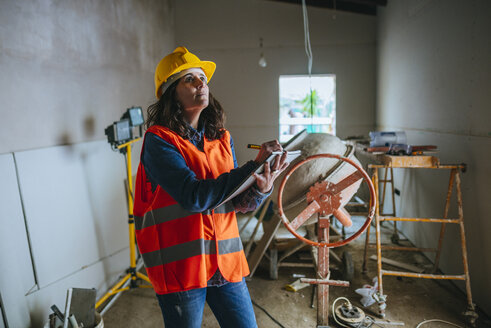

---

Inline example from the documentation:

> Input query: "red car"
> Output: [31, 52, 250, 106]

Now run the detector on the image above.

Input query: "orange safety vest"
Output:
[134, 125, 250, 295]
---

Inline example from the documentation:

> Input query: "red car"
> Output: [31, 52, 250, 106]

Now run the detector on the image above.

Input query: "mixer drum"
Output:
[273, 132, 362, 226]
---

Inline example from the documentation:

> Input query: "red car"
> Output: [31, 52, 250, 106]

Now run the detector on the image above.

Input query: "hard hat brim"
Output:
[155, 60, 216, 98]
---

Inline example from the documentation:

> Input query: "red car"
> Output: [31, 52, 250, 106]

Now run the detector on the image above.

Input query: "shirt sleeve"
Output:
[230, 135, 239, 168]
[232, 185, 272, 214]
[142, 132, 258, 213]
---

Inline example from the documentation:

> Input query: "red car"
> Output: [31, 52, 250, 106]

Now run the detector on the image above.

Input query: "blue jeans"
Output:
[156, 279, 257, 328]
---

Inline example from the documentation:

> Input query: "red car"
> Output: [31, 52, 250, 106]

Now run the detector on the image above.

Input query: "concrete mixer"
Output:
[246, 130, 376, 328]
[272, 130, 364, 228]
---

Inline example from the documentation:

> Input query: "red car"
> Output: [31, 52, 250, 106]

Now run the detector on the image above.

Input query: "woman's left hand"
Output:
[253, 150, 289, 193]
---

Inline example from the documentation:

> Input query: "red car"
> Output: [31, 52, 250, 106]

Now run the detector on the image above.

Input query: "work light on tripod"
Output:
[104, 107, 144, 150]
[98, 106, 152, 313]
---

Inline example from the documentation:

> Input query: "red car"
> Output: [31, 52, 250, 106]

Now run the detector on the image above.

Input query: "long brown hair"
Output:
[146, 81, 225, 140]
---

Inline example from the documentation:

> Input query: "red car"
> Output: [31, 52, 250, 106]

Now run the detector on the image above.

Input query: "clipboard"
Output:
[215, 150, 302, 209]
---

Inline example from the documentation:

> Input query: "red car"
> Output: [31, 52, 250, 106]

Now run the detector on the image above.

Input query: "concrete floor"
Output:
[102, 216, 490, 327]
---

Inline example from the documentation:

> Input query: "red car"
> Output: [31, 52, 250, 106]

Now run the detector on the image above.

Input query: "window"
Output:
[279, 75, 336, 142]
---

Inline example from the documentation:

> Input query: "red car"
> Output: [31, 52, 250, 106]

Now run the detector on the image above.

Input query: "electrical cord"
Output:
[332, 297, 353, 328]
[332, 297, 464, 328]
[416, 319, 463, 328]
[331, 297, 382, 328]
[301, 0, 313, 76]
[251, 299, 287, 328]
[301, 0, 315, 130]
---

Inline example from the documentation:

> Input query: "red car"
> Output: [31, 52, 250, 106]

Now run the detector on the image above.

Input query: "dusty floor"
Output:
[102, 216, 490, 328]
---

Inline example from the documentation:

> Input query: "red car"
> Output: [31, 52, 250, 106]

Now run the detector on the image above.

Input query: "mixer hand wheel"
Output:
[277, 153, 377, 248]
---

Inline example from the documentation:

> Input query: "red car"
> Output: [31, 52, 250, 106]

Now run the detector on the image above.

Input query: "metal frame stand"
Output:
[275, 153, 376, 327]
[301, 215, 349, 327]
[378, 167, 401, 243]
[362, 155, 478, 325]
[96, 138, 152, 311]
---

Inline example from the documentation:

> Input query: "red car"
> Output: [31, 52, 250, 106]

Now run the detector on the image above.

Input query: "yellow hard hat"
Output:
[154, 46, 216, 98]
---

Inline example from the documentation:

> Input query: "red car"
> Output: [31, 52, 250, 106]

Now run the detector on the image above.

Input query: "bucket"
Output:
[44, 311, 103, 328]
[94, 311, 104, 328]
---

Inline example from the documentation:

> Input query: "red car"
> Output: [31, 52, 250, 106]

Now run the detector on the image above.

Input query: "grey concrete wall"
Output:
[0, 0, 174, 154]
[174, 0, 376, 164]
[377, 0, 491, 316]
[0, 1, 175, 327]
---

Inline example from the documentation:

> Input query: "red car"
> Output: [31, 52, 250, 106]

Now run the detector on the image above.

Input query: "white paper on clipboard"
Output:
[215, 150, 302, 209]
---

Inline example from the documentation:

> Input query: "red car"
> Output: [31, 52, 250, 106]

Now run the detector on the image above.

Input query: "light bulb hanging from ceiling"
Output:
[258, 37, 267, 68]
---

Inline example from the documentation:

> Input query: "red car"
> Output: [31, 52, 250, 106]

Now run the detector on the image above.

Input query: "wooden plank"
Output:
[369, 255, 424, 273]
[382, 155, 440, 168]
[247, 214, 283, 277]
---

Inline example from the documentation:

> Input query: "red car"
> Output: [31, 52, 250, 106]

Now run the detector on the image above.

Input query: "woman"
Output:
[133, 47, 288, 328]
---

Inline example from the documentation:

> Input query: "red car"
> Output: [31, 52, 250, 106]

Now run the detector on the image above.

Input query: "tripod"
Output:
[96, 138, 152, 312]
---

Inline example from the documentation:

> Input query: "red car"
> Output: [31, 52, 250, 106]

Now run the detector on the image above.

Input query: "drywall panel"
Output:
[0, 153, 34, 327]
[76, 140, 141, 258]
[26, 248, 129, 327]
[377, 0, 491, 137]
[0, 0, 174, 154]
[4, 137, 141, 327]
[14, 140, 131, 288]
[377, 0, 491, 315]
[15, 145, 100, 287]
[382, 129, 491, 315]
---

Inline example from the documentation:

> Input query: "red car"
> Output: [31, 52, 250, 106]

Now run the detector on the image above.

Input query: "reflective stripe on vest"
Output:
[141, 237, 243, 268]
[134, 201, 235, 231]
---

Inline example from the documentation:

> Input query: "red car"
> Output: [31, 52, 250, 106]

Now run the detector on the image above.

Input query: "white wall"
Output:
[377, 0, 491, 316]
[0, 1, 175, 326]
[174, 0, 377, 163]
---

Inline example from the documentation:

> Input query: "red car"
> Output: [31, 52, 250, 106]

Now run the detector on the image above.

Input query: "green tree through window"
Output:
[297, 89, 322, 117]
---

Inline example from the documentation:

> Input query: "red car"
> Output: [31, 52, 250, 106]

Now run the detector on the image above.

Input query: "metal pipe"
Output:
[373, 170, 386, 318]
[362, 215, 371, 274]
[455, 171, 475, 311]
[317, 215, 330, 326]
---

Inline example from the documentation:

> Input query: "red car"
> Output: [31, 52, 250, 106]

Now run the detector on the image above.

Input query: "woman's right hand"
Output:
[253, 140, 289, 193]
[254, 140, 283, 164]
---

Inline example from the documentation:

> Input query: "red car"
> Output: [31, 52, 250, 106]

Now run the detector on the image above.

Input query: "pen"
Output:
[247, 144, 262, 150]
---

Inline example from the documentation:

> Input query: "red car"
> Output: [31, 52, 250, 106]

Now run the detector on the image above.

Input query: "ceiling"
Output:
[269, 0, 387, 16]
